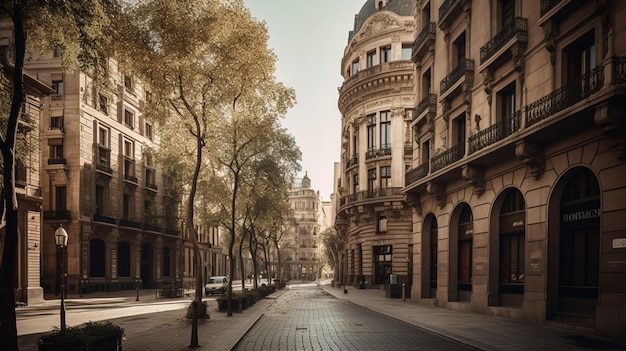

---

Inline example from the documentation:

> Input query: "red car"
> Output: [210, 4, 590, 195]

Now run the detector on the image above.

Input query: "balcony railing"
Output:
[613, 56, 626, 84]
[439, 0, 461, 21]
[44, 210, 71, 220]
[404, 143, 413, 156]
[146, 183, 158, 191]
[47, 158, 66, 165]
[540, 0, 562, 16]
[144, 222, 162, 233]
[94, 214, 116, 224]
[339, 187, 403, 208]
[365, 147, 392, 160]
[526, 65, 604, 127]
[347, 156, 358, 168]
[405, 162, 429, 186]
[431, 143, 465, 172]
[124, 174, 138, 184]
[414, 94, 437, 119]
[480, 17, 528, 64]
[120, 219, 142, 229]
[469, 111, 521, 154]
[412, 22, 436, 60]
[165, 227, 180, 236]
[440, 59, 474, 95]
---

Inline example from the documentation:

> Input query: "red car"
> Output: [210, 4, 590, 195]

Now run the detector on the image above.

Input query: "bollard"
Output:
[402, 283, 406, 301]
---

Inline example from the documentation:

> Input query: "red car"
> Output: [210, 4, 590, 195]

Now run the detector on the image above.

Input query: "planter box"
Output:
[38, 336, 121, 351]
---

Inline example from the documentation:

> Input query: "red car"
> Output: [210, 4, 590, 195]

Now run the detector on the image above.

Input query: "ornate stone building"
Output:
[401, 0, 626, 340]
[336, 0, 415, 294]
[288, 173, 322, 281]
[25, 52, 182, 294]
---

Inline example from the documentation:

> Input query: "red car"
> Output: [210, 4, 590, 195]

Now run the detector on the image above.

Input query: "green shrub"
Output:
[38, 321, 124, 349]
[185, 300, 209, 319]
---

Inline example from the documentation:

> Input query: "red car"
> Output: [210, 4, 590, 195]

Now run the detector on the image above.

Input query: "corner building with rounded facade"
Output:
[336, 0, 415, 294]
[336, 0, 626, 340]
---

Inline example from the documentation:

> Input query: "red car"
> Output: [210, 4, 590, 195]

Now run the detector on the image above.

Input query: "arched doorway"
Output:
[548, 167, 600, 324]
[421, 213, 438, 299]
[498, 189, 525, 307]
[449, 203, 473, 302]
[141, 244, 154, 289]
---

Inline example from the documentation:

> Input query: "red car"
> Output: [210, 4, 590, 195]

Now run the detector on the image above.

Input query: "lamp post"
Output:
[55, 224, 68, 330]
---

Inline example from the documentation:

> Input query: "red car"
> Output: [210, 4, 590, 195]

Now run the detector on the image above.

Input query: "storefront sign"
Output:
[613, 238, 626, 249]
[561, 208, 600, 223]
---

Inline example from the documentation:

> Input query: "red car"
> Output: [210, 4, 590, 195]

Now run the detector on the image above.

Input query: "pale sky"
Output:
[243, 0, 366, 201]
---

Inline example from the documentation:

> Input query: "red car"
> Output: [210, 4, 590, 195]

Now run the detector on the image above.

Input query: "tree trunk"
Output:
[0, 5, 26, 350]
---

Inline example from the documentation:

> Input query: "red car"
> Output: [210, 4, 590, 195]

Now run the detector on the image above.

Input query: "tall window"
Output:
[367, 114, 377, 151]
[55, 186, 67, 211]
[98, 94, 108, 114]
[123, 193, 133, 220]
[458, 204, 473, 290]
[421, 140, 431, 165]
[351, 59, 360, 76]
[380, 45, 392, 63]
[50, 143, 64, 160]
[50, 116, 63, 130]
[95, 185, 105, 215]
[380, 111, 391, 149]
[352, 173, 359, 193]
[99, 126, 109, 147]
[163, 247, 171, 277]
[90, 239, 105, 277]
[564, 30, 596, 83]
[500, 190, 525, 296]
[367, 168, 376, 194]
[123, 138, 134, 158]
[422, 69, 432, 99]
[401, 43, 412, 60]
[145, 123, 153, 140]
[124, 109, 135, 129]
[117, 242, 131, 277]
[52, 80, 64, 95]
[430, 217, 438, 292]
[380, 166, 391, 189]
[377, 214, 387, 233]
[124, 75, 133, 91]
[497, 82, 516, 120]
[453, 32, 466, 68]
[453, 113, 466, 148]
[367, 50, 378, 67]
[498, 0, 515, 29]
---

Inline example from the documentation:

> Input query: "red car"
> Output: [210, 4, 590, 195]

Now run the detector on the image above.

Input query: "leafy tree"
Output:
[0, 1, 123, 348]
[321, 227, 345, 284]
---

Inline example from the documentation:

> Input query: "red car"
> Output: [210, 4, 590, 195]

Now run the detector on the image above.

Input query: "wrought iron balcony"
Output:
[613, 56, 626, 84]
[440, 59, 474, 95]
[146, 182, 158, 191]
[526, 65, 604, 127]
[44, 210, 71, 220]
[405, 162, 429, 186]
[469, 111, 521, 154]
[339, 187, 404, 208]
[480, 17, 528, 64]
[47, 158, 66, 165]
[165, 227, 180, 236]
[431, 143, 465, 172]
[120, 219, 142, 229]
[347, 155, 358, 168]
[365, 147, 392, 160]
[94, 214, 116, 224]
[412, 22, 436, 61]
[439, 0, 462, 22]
[143, 222, 162, 233]
[414, 94, 437, 120]
[540, 0, 562, 16]
[124, 174, 138, 184]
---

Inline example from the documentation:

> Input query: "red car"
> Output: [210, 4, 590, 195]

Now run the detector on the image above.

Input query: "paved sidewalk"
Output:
[17, 283, 626, 350]
[321, 283, 626, 351]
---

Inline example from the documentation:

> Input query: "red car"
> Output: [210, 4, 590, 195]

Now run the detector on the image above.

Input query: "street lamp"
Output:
[54, 224, 68, 330]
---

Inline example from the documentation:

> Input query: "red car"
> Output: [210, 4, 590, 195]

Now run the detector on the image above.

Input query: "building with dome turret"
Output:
[287, 172, 322, 281]
[335, 0, 415, 295]
[335, 0, 626, 340]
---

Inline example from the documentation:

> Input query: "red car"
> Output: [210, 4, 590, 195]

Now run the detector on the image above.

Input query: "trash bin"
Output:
[358, 275, 366, 289]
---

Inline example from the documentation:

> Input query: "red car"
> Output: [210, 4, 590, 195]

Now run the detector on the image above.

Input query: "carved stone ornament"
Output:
[482, 69, 493, 105]
[515, 140, 545, 179]
[359, 14, 401, 39]
[426, 181, 447, 208]
[541, 19, 559, 65]
[462, 165, 486, 197]
[595, 102, 626, 158]
[403, 192, 422, 215]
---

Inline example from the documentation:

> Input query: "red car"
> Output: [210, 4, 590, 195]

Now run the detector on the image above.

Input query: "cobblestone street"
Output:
[234, 284, 474, 351]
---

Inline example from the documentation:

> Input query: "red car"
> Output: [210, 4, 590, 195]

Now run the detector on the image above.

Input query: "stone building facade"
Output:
[25, 52, 182, 294]
[336, 0, 415, 294]
[400, 0, 626, 340]
[287, 173, 322, 281]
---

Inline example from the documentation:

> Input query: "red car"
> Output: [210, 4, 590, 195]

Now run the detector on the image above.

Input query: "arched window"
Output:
[458, 204, 473, 291]
[499, 189, 525, 300]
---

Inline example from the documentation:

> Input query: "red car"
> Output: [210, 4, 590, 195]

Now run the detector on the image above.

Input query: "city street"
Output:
[233, 283, 473, 351]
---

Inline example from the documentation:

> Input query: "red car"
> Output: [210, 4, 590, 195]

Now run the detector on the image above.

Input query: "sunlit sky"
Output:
[243, 0, 365, 201]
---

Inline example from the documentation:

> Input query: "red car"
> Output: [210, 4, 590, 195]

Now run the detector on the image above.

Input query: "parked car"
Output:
[205, 276, 228, 295]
